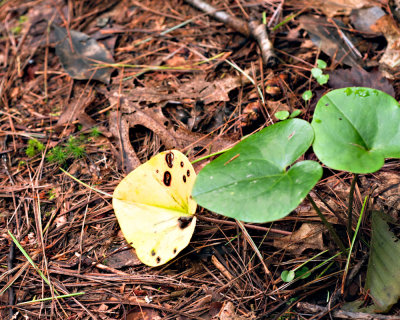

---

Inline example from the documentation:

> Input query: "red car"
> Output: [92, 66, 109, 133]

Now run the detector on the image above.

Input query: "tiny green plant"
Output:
[90, 126, 101, 137]
[46, 146, 68, 164]
[66, 137, 85, 158]
[311, 59, 329, 85]
[11, 15, 28, 35]
[275, 109, 302, 120]
[302, 90, 312, 102]
[274, 110, 290, 120]
[25, 139, 44, 157]
[46, 136, 86, 165]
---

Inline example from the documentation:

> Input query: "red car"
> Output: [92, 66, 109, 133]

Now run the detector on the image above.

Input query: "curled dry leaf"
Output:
[360, 171, 400, 214]
[299, 15, 362, 68]
[273, 223, 326, 255]
[370, 15, 400, 76]
[53, 24, 114, 83]
[105, 248, 142, 269]
[118, 73, 248, 105]
[328, 68, 395, 97]
[307, 0, 371, 17]
[216, 301, 253, 320]
[126, 308, 161, 320]
[107, 93, 235, 172]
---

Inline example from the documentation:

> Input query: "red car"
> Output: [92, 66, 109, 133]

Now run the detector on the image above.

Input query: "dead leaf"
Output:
[360, 171, 400, 215]
[299, 15, 362, 68]
[369, 15, 400, 76]
[215, 302, 253, 320]
[56, 86, 111, 137]
[177, 74, 244, 105]
[328, 68, 395, 97]
[105, 248, 142, 269]
[306, 0, 372, 18]
[127, 308, 161, 320]
[273, 223, 326, 255]
[52, 24, 114, 83]
[107, 93, 235, 172]
[350, 7, 386, 35]
[118, 73, 248, 105]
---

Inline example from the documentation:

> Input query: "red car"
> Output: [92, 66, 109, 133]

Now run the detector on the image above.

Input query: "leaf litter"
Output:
[1, 0, 400, 319]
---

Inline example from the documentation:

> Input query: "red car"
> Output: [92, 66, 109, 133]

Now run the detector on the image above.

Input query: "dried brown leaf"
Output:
[127, 308, 161, 320]
[299, 15, 362, 68]
[329, 68, 395, 96]
[273, 223, 326, 255]
[306, 0, 372, 17]
[53, 25, 114, 83]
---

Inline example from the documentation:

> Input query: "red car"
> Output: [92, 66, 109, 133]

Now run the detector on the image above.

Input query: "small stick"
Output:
[184, 0, 276, 65]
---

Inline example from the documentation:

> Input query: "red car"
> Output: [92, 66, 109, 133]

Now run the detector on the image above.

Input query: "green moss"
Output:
[25, 139, 44, 157]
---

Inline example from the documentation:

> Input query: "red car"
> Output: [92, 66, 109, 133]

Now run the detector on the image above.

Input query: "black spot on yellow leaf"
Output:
[178, 216, 193, 229]
[163, 171, 171, 186]
[165, 152, 174, 168]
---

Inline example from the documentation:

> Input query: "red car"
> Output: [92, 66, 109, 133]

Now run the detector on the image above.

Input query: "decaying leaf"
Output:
[306, 0, 371, 17]
[56, 85, 111, 137]
[370, 15, 400, 76]
[105, 248, 141, 269]
[216, 301, 253, 320]
[126, 308, 161, 320]
[107, 93, 236, 172]
[350, 6, 386, 35]
[53, 24, 114, 83]
[329, 68, 395, 97]
[365, 211, 400, 312]
[299, 15, 362, 68]
[120, 73, 248, 105]
[360, 171, 400, 214]
[273, 223, 326, 255]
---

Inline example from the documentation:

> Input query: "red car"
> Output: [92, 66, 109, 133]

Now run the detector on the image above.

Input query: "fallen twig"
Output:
[184, 0, 276, 65]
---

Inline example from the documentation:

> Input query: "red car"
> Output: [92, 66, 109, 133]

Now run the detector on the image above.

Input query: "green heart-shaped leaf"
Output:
[312, 87, 400, 173]
[192, 119, 322, 223]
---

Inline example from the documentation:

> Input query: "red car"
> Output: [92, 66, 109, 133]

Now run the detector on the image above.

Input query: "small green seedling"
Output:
[274, 110, 290, 120]
[46, 136, 86, 165]
[290, 109, 301, 118]
[302, 90, 312, 102]
[90, 126, 101, 137]
[26, 139, 44, 157]
[66, 137, 85, 158]
[281, 270, 295, 282]
[311, 59, 329, 85]
[275, 109, 302, 120]
[47, 146, 68, 164]
[281, 266, 311, 283]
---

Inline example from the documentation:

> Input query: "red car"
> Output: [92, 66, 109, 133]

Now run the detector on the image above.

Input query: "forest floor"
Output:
[1, 0, 400, 319]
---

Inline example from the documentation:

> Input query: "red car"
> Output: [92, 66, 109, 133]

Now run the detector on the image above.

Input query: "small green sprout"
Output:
[290, 109, 302, 118]
[46, 146, 68, 164]
[302, 90, 313, 102]
[90, 126, 101, 137]
[311, 59, 329, 85]
[26, 139, 44, 157]
[66, 137, 85, 158]
[274, 110, 290, 120]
